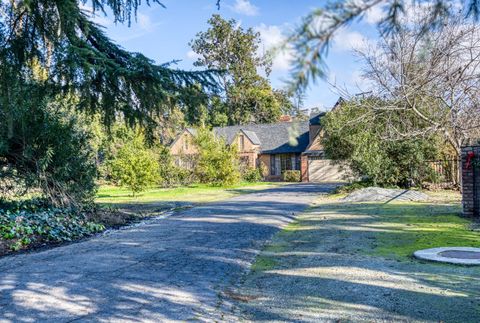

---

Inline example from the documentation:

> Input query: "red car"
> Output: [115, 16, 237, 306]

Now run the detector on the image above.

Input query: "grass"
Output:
[250, 221, 304, 272]
[371, 200, 477, 260]
[252, 189, 479, 268]
[325, 190, 477, 261]
[241, 189, 480, 321]
[96, 182, 282, 205]
[250, 256, 278, 271]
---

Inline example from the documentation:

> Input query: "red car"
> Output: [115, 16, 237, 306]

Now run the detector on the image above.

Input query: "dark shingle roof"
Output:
[309, 111, 326, 126]
[241, 130, 261, 145]
[213, 121, 310, 154]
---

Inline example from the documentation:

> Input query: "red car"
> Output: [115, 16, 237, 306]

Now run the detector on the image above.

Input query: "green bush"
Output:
[242, 167, 262, 182]
[322, 98, 444, 188]
[0, 200, 104, 251]
[0, 93, 98, 206]
[156, 145, 196, 187]
[283, 170, 301, 182]
[193, 128, 240, 186]
[108, 132, 159, 196]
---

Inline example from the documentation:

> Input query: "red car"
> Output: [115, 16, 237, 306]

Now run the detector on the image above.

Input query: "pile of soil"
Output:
[342, 187, 430, 202]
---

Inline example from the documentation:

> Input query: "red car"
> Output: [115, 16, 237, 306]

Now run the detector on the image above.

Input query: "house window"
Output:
[270, 154, 300, 176]
[239, 135, 245, 151]
[270, 155, 276, 175]
[280, 154, 292, 172]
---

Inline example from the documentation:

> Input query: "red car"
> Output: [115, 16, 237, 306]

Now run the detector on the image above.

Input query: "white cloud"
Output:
[186, 50, 201, 61]
[255, 24, 293, 72]
[232, 0, 259, 16]
[350, 69, 375, 93]
[137, 13, 154, 32]
[364, 4, 387, 24]
[351, 70, 366, 86]
[79, 2, 112, 27]
[332, 28, 368, 52]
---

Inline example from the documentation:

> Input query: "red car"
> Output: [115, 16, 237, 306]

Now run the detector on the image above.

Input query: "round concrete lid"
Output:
[414, 247, 480, 265]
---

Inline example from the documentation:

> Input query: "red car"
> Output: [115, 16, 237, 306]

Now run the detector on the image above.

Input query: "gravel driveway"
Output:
[0, 183, 334, 322]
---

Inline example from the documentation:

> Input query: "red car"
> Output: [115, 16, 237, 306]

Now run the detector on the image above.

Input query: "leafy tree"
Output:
[108, 131, 159, 196]
[229, 81, 282, 124]
[189, 14, 284, 125]
[322, 98, 443, 187]
[0, 86, 97, 206]
[193, 128, 240, 186]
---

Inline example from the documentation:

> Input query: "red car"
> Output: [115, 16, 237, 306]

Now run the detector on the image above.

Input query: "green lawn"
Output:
[252, 190, 477, 266]
[317, 190, 475, 261]
[96, 182, 281, 204]
[241, 190, 480, 321]
[370, 197, 477, 260]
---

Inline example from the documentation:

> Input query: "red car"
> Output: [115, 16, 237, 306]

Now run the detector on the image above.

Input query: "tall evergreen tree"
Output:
[0, 0, 218, 128]
[0, 1, 219, 204]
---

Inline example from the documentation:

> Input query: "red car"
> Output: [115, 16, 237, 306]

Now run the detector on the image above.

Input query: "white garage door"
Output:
[308, 157, 348, 182]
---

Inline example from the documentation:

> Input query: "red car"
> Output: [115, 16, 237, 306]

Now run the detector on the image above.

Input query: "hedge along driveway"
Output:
[0, 183, 336, 322]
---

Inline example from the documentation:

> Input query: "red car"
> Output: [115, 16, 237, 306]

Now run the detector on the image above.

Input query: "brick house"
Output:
[170, 113, 348, 182]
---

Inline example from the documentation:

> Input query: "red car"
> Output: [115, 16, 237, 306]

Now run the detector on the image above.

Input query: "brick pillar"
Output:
[301, 154, 309, 182]
[461, 145, 480, 217]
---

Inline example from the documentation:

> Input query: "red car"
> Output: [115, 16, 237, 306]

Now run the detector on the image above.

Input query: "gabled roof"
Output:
[309, 111, 326, 126]
[170, 128, 195, 149]
[213, 121, 311, 154]
[174, 113, 325, 154]
[240, 130, 261, 145]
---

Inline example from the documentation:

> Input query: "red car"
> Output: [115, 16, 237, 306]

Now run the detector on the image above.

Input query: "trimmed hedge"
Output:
[283, 170, 301, 182]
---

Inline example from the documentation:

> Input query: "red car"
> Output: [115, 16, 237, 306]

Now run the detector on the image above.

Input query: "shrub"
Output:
[0, 94, 98, 207]
[156, 145, 196, 187]
[259, 161, 269, 178]
[322, 98, 445, 188]
[0, 200, 104, 251]
[283, 170, 301, 182]
[242, 167, 262, 182]
[108, 132, 159, 196]
[193, 128, 240, 186]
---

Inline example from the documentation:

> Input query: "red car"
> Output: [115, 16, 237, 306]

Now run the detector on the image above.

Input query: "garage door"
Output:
[308, 157, 348, 182]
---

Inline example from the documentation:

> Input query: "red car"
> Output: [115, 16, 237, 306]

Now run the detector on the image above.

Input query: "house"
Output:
[169, 113, 348, 182]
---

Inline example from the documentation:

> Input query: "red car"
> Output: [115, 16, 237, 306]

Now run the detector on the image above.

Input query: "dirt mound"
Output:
[342, 187, 430, 202]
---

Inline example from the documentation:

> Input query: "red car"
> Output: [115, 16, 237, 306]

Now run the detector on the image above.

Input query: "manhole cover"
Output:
[439, 250, 480, 259]
[414, 247, 480, 265]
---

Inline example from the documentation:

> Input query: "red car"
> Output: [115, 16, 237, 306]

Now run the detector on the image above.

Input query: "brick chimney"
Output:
[278, 115, 292, 122]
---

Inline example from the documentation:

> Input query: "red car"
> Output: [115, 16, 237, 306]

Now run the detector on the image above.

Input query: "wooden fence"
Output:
[421, 159, 460, 189]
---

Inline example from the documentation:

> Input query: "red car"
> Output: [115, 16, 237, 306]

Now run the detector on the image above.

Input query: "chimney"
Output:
[278, 115, 292, 122]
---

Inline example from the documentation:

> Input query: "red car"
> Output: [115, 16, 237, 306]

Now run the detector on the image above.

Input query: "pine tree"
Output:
[0, 1, 219, 128]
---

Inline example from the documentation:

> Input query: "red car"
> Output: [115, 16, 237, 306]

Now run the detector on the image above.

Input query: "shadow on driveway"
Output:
[0, 183, 335, 322]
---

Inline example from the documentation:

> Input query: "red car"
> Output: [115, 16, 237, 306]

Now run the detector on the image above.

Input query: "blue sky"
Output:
[85, 0, 384, 111]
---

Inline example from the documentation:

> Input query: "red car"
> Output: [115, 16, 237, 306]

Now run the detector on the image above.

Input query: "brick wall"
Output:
[301, 154, 309, 182]
[461, 145, 480, 217]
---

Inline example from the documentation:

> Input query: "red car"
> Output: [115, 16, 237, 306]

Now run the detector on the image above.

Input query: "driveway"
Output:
[235, 196, 480, 322]
[0, 183, 334, 322]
